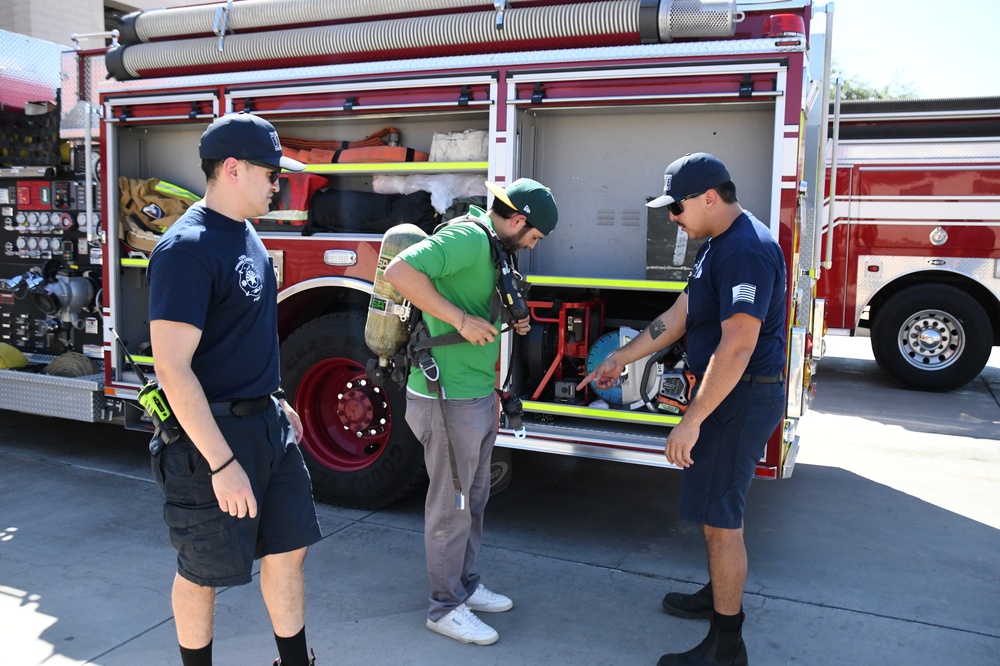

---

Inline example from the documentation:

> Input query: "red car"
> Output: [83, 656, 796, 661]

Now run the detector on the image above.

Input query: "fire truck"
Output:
[1, 0, 835, 508]
[815, 96, 1000, 392]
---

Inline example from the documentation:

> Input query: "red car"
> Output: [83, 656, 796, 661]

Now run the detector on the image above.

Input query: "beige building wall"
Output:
[0, 0, 199, 48]
[0, 0, 103, 47]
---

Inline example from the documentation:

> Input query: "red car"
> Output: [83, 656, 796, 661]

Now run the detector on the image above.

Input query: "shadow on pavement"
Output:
[2, 405, 999, 664]
[813, 353, 1000, 439]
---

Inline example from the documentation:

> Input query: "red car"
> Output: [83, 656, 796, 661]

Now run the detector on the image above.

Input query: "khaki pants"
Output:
[405, 392, 498, 621]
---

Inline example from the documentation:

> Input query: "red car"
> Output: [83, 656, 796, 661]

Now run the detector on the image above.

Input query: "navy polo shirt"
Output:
[684, 212, 787, 376]
[148, 205, 280, 401]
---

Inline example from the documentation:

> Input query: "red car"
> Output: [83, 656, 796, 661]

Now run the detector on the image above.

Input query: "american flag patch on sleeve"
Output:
[732, 283, 756, 305]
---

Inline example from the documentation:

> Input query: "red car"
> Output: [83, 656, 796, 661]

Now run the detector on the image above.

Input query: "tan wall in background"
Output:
[0, 0, 202, 48]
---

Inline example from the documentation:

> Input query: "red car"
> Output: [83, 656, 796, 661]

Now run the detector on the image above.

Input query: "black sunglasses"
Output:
[246, 160, 281, 184]
[666, 191, 704, 217]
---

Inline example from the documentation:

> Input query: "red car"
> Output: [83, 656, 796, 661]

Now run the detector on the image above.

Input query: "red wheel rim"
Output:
[295, 358, 392, 472]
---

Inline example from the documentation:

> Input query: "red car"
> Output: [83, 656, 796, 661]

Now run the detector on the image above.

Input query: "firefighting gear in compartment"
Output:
[118, 177, 201, 252]
[0, 343, 29, 369]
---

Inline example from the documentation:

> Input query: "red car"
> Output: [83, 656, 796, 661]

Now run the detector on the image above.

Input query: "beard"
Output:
[497, 226, 530, 254]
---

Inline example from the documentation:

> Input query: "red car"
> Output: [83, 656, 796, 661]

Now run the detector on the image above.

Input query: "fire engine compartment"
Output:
[502, 101, 776, 445]
[104, 71, 780, 452]
[0, 2, 820, 503]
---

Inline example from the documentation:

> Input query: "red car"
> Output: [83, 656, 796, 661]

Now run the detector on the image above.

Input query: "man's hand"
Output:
[577, 354, 624, 391]
[212, 461, 258, 519]
[664, 418, 700, 468]
[512, 317, 531, 336]
[460, 313, 499, 346]
[279, 399, 303, 442]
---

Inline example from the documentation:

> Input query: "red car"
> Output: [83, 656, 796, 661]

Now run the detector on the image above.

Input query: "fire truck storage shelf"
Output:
[302, 162, 488, 175]
[0, 353, 104, 422]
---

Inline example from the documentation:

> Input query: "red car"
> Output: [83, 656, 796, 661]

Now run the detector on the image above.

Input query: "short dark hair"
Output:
[490, 196, 518, 220]
[711, 181, 738, 204]
[201, 158, 225, 182]
[490, 197, 537, 232]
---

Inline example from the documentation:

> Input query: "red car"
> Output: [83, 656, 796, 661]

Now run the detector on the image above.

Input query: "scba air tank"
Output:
[365, 223, 428, 364]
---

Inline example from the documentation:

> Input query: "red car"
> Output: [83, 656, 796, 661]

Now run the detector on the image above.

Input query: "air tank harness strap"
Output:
[408, 319, 466, 511]
[407, 290, 504, 512]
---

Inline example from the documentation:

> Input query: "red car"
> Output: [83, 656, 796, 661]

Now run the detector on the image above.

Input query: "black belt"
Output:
[208, 395, 272, 417]
[739, 373, 784, 384]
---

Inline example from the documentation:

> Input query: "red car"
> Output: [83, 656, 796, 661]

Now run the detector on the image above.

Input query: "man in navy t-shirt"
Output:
[147, 113, 321, 666]
[580, 153, 786, 666]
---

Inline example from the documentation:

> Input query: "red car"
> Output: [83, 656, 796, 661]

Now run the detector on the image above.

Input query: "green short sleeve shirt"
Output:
[397, 208, 500, 399]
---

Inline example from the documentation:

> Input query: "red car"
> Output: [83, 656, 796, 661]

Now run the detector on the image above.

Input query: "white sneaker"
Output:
[466, 583, 513, 613]
[426, 603, 499, 645]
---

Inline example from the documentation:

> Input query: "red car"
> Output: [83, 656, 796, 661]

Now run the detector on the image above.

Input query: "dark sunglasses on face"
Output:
[666, 191, 704, 217]
[246, 160, 281, 184]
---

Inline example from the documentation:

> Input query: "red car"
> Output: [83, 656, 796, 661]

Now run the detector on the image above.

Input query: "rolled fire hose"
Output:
[118, 0, 530, 45]
[107, 1, 741, 81]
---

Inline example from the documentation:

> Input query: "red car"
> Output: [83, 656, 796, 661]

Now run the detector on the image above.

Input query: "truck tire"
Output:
[280, 312, 426, 508]
[871, 284, 993, 392]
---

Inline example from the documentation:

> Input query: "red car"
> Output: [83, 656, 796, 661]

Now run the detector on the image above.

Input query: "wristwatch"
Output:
[272, 388, 287, 402]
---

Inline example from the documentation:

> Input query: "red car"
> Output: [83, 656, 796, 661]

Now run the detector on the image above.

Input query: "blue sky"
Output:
[812, 0, 1000, 99]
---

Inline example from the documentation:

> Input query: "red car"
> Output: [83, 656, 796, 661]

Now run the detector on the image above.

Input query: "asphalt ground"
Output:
[1, 337, 999, 665]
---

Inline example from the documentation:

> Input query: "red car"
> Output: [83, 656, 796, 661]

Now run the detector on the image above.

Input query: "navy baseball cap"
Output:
[199, 112, 305, 172]
[646, 152, 731, 209]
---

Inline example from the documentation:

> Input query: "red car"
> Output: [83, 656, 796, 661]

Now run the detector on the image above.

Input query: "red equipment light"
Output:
[762, 14, 806, 38]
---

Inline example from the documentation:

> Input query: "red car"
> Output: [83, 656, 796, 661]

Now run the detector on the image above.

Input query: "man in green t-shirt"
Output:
[384, 178, 558, 646]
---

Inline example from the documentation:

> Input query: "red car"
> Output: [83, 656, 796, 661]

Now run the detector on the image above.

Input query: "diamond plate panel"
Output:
[854, 255, 1000, 327]
[837, 139, 1000, 164]
[97, 39, 804, 94]
[0, 355, 105, 422]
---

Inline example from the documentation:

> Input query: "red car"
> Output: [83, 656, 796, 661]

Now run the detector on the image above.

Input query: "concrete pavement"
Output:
[1, 337, 998, 665]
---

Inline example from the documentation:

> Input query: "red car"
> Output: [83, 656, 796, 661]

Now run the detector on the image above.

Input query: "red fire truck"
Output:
[3, 1, 838, 508]
[815, 96, 1000, 392]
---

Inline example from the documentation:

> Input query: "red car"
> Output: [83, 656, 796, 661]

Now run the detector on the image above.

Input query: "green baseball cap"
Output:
[485, 178, 558, 235]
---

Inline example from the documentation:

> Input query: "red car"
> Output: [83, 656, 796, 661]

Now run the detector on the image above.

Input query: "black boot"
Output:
[657, 614, 748, 666]
[662, 582, 714, 619]
[272, 648, 316, 666]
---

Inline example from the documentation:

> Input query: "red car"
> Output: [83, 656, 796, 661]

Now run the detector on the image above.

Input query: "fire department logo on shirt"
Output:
[236, 254, 263, 302]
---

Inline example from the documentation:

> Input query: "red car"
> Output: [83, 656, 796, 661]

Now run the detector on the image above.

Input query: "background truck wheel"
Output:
[281, 312, 426, 508]
[871, 284, 992, 392]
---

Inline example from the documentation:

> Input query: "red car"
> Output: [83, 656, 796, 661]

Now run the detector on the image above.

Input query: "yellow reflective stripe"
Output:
[302, 161, 488, 174]
[131, 355, 155, 365]
[153, 180, 200, 202]
[525, 275, 687, 292]
[121, 258, 149, 268]
[521, 400, 681, 425]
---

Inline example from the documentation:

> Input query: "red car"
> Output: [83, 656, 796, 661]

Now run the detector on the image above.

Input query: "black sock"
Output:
[179, 640, 212, 666]
[275, 626, 310, 666]
[713, 610, 744, 631]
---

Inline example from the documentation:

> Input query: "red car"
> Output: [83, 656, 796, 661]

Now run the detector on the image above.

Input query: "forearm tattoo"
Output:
[649, 317, 667, 340]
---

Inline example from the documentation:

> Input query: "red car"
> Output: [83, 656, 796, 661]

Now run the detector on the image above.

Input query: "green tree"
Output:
[831, 62, 917, 100]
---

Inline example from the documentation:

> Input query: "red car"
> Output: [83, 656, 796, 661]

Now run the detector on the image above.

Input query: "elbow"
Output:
[383, 258, 404, 289]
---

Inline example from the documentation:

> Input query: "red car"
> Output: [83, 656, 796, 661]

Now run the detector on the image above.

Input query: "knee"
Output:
[702, 524, 743, 545]
[262, 547, 308, 571]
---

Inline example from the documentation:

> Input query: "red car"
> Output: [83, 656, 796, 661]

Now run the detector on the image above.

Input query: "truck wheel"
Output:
[871, 284, 993, 392]
[281, 312, 426, 508]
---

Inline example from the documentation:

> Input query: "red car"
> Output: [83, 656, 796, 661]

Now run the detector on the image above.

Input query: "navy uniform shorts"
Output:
[151, 397, 323, 587]
[678, 380, 785, 529]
